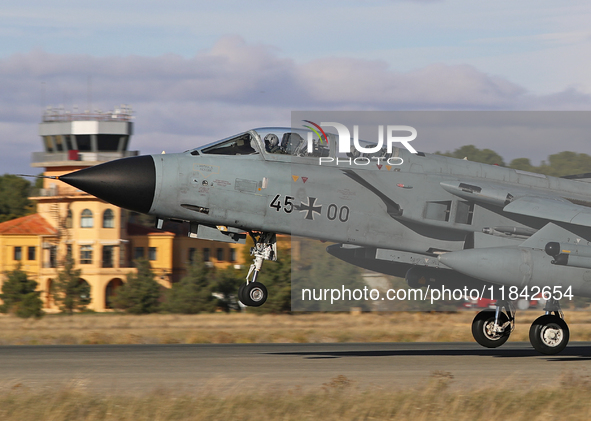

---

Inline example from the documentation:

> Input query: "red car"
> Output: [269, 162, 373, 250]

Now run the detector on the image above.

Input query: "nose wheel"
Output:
[239, 282, 268, 307]
[238, 232, 276, 307]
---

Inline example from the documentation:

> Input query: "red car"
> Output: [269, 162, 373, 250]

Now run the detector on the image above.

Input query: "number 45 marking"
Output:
[270, 194, 294, 213]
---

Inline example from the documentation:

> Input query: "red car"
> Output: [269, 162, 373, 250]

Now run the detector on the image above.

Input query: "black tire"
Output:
[529, 315, 569, 355]
[242, 282, 267, 307]
[471, 310, 511, 348]
[238, 283, 247, 305]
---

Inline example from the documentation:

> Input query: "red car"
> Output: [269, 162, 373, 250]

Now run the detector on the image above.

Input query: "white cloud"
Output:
[0, 36, 589, 175]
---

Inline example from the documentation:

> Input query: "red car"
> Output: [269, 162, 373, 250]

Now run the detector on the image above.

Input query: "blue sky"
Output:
[0, 0, 590, 174]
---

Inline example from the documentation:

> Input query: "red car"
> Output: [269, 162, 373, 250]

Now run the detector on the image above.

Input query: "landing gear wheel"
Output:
[472, 310, 511, 348]
[238, 284, 247, 305]
[241, 282, 268, 307]
[529, 315, 569, 355]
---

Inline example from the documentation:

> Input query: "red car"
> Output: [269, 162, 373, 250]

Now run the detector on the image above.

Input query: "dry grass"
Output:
[1, 310, 591, 345]
[0, 372, 590, 420]
[1, 312, 591, 420]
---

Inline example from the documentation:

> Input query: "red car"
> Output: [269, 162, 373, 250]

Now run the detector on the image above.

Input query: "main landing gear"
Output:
[238, 232, 277, 307]
[529, 299, 569, 355]
[471, 301, 514, 348]
[471, 298, 569, 355]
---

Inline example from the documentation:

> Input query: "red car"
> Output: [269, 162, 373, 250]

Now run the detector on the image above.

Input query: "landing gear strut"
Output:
[238, 232, 277, 307]
[529, 299, 569, 355]
[471, 301, 514, 348]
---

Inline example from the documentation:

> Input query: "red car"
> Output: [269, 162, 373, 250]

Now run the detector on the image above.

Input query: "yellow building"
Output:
[0, 106, 245, 312]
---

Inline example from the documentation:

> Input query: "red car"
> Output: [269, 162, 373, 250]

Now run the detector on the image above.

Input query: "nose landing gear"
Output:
[238, 232, 277, 307]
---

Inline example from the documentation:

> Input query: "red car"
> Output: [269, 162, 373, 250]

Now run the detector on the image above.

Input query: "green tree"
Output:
[113, 258, 161, 314]
[291, 239, 368, 312]
[0, 174, 34, 223]
[536, 151, 591, 177]
[214, 266, 244, 312]
[53, 254, 90, 314]
[508, 157, 535, 172]
[162, 253, 216, 314]
[437, 145, 505, 166]
[0, 264, 44, 318]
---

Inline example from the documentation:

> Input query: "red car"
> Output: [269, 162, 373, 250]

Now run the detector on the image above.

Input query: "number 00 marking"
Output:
[327, 204, 349, 222]
[339, 206, 350, 222]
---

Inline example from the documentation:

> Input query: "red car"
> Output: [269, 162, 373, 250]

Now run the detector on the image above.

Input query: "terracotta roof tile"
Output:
[0, 214, 57, 235]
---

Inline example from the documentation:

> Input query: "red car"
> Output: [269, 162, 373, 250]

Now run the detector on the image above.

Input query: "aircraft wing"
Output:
[441, 180, 591, 228]
[503, 195, 591, 227]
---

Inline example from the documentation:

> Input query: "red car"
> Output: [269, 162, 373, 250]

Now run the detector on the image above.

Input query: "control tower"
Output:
[32, 105, 137, 173]
[0, 105, 242, 312]
[29, 105, 146, 311]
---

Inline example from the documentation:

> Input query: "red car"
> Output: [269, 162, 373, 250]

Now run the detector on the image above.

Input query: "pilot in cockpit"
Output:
[347, 145, 361, 158]
[264, 134, 282, 154]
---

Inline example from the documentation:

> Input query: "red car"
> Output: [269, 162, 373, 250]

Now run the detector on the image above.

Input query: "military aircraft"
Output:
[53, 126, 591, 355]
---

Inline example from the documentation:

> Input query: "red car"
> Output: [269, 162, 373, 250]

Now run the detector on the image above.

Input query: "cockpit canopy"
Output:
[255, 128, 331, 157]
[200, 132, 256, 155]
[193, 127, 401, 161]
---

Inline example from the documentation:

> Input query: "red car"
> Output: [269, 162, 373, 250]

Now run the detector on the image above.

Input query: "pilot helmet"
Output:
[264, 133, 279, 148]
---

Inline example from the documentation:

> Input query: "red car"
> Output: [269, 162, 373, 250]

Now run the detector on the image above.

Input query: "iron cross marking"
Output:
[296, 197, 322, 220]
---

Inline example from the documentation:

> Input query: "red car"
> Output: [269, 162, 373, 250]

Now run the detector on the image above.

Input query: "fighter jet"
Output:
[55, 126, 591, 355]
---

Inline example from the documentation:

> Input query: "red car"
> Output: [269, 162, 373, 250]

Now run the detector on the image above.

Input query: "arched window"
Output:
[103, 209, 114, 228]
[65, 210, 73, 228]
[81, 209, 94, 228]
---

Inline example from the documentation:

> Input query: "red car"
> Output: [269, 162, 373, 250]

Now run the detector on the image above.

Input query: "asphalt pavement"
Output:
[0, 342, 589, 394]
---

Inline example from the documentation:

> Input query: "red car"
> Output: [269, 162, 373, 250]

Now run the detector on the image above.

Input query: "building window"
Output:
[43, 136, 54, 152]
[14, 246, 22, 261]
[188, 247, 196, 263]
[49, 245, 57, 268]
[203, 248, 210, 262]
[229, 248, 236, 262]
[103, 209, 115, 228]
[120, 244, 126, 267]
[28, 246, 36, 261]
[81, 209, 94, 228]
[102, 246, 114, 268]
[80, 245, 93, 264]
[65, 210, 73, 228]
[148, 247, 157, 261]
[134, 247, 145, 260]
[216, 248, 224, 261]
[66, 244, 73, 258]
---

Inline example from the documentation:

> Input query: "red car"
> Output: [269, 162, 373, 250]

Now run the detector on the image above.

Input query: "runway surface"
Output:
[1, 342, 590, 394]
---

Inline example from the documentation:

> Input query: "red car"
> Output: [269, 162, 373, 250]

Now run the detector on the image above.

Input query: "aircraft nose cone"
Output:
[59, 155, 156, 214]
